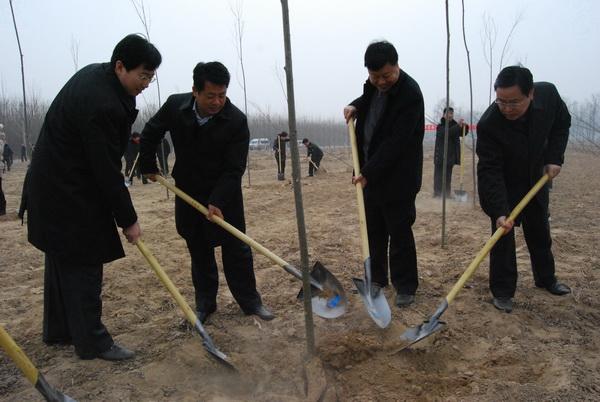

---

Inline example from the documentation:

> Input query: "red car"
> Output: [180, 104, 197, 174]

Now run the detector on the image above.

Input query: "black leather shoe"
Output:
[244, 304, 275, 321]
[492, 297, 513, 313]
[395, 293, 415, 307]
[98, 343, 135, 361]
[196, 310, 214, 324]
[542, 282, 571, 296]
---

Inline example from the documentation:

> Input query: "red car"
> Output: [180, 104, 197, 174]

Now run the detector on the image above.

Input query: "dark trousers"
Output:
[489, 201, 556, 298]
[433, 163, 453, 197]
[0, 177, 6, 214]
[275, 154, 286, 175]
[364, 195, 418, 295]
[157, 153, 169, 175]
[43, 254, 113, 358]
[185, 234, 261, 313]
[308, 155, 322, 176]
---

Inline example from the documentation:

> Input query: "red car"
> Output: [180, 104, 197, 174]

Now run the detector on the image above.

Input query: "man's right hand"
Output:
[344, 105, 357, 123]
[123, 221, 142, 244]
[496, 216, 514, 235]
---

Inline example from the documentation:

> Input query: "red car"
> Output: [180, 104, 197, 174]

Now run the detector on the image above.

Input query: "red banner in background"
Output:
[425, 124, 477, 132]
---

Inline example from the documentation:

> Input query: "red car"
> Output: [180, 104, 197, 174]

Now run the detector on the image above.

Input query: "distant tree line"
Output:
[1, 93, 598, 154]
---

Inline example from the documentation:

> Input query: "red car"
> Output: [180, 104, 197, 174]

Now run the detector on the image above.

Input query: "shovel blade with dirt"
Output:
[135, 239, 236, 371]
[155, 175, 347, 319]
[1, 326, 77, 402]
[297, 261, 347, 318]
[399, 174, 550, 350]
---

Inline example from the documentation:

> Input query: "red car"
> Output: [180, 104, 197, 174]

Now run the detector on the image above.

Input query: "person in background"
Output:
[273, 131, 289, 180]
[21, 143, 28, 162]
[25, 34, 162, 360]
[157, 137, 171, 176]
[0, 125, 5, 215]
[433, 107, 468, 198]
[343, 40, 425, 308]
[477, 65, 571, 313]
[302, 138, 324, 177]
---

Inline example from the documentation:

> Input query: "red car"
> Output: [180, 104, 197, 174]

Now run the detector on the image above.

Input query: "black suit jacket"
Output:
[140, 93, 249, 245]
[27, 63, 138, 264]
[476, 82, 571, 220]
[351, 70, 425, 204]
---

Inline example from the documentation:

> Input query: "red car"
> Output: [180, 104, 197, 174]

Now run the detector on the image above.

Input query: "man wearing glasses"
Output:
[25, 34, 162, 360]
[476, 65, 571, 313]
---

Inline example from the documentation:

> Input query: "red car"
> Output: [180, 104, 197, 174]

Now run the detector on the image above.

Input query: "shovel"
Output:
[399, 174, 550, 349]
[154, 175, 347, 319]
[454, 125, 468, 202]
[347, 120, 392, 328]
[0, 325, 77, 402]
[135, 239, 236, 371]
[308, 159, 327, 174]
[124, 152, 140, 187]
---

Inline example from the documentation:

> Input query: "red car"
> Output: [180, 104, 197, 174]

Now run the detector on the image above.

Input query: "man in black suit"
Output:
[343, 41, 425, 307]
[140, 62, 273, 323]
[477, 65, 571, 313]
[26, 34, 162, 360]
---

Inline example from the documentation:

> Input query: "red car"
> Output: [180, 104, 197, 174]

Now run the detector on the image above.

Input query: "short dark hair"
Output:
[193, 62, 230, 91]
[302, 138, 309, 144]
[110, 34, 162, 71]
[494, 66, 533, 96]
[278, 131, 288, 136]
[443, 107, 454, 113]
[364, 41, 398, 71]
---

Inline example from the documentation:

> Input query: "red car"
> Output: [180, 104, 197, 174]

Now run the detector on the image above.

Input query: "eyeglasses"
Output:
[494, 97, 528, 109]
[138, 73, 156, 84]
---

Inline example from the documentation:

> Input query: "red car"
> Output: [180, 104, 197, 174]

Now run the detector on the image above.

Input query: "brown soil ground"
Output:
[1, 145, 599, 401]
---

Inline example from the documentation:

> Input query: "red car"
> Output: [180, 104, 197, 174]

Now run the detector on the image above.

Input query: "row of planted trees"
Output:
[2, 93, 599, 154]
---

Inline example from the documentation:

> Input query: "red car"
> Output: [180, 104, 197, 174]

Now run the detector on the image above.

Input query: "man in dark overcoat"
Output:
[477, 65, 571, 313]
[343, 41, 425, 308]
[26, 34, 162, 360]
[433, 107, 468, 197]
[139, 62, 273, 323]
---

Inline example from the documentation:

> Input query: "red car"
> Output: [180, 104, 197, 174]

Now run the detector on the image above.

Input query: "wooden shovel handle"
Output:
[0, 325, 39, 385]
[135, 239, 198, 325]
[445, 174, 550, 304]
[155, 175, 289, 268]
[347, 120, 371, 261]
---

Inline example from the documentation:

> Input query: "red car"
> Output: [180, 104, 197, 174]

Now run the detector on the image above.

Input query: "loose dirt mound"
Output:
[1, 147, 598, 401]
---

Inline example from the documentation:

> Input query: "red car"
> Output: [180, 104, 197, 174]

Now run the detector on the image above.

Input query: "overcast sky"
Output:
[1, 0, 598, 121]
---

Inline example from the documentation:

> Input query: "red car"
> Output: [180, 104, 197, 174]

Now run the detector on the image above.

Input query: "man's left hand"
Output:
[207, 204, 224, 221]
[352, 174, 367, 188]
[544, 164, 561, 179]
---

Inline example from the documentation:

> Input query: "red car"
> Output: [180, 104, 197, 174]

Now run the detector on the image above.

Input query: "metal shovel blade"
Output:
[297, 261, 348, 319]
[192, 319, 237, 372]
[352, 277, 392, 328]
[398, 300, 448, 351]
[124, 178, 132, 187]
[398, 318, 446, 351]
[36, 374, 77, 402]
[454, 190, 468, 202]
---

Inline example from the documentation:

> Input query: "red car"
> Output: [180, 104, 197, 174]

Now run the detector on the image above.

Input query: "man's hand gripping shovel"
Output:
[154, 175, 347, 319]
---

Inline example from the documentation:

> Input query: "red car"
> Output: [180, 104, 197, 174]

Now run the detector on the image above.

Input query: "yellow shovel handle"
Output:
[135, 239, 198, 325]
[0, 325, 39, 385]
[445, 174, 550, 304]
[347, 120, 370, 261]
[155, 176, 288, 268]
